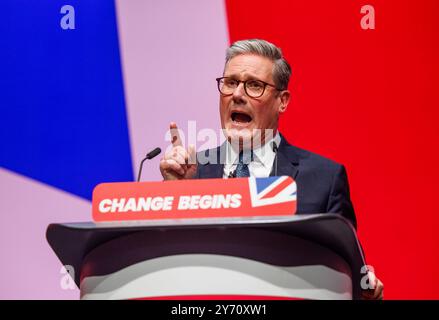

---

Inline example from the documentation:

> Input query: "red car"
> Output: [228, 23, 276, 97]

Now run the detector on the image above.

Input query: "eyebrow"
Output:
[223, 74, 265, 81]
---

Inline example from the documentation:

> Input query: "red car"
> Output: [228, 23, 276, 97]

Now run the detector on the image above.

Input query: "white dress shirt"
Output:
[223, 133, 281, 178]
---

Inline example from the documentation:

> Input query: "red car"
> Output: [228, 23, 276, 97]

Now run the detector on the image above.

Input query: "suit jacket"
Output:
[194, 135, 357, 229]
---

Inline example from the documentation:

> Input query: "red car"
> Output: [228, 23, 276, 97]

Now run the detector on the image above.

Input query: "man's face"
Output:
[219, 54, 290, 146]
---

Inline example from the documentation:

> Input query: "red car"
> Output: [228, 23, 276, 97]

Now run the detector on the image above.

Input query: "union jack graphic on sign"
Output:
[249, 176, 297, 207]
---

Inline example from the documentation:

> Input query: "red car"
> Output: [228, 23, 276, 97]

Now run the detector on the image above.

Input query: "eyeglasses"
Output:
[216, 77, 281, 98]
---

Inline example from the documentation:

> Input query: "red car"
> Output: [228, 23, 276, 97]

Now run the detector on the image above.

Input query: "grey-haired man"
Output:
[159, 39, 383, 299]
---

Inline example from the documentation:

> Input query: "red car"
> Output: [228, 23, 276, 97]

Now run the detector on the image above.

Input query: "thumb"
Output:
[368, 271, 377, 290]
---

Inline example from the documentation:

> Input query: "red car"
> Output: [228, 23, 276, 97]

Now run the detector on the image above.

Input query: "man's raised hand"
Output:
[159, 122, 197, 180]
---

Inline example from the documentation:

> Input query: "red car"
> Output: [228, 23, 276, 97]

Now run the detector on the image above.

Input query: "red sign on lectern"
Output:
[92, 176, 297, 222]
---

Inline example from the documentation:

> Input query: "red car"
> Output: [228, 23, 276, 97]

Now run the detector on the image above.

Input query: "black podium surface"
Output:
[46, 214, 366, 299]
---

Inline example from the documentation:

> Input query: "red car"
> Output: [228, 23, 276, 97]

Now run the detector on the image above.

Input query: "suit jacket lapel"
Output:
[269, 135, 300, 179]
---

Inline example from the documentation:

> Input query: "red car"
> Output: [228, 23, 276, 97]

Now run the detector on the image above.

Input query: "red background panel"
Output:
[225, 0, 439, 299]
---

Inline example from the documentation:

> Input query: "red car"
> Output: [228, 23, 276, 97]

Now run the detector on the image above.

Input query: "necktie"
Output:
[235, 151, 252, 177]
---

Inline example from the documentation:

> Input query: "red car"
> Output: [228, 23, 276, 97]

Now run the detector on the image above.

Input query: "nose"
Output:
[232, 81, 246, 104]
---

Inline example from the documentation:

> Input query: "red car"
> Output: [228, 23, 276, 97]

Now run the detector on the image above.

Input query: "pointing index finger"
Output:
[170, 122, 183, 147]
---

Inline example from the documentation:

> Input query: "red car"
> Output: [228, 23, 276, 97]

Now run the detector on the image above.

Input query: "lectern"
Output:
[46, 214, 366, 300]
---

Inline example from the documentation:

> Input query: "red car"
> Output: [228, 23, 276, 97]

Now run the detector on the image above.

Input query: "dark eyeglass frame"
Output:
[216, 77, 283, 98]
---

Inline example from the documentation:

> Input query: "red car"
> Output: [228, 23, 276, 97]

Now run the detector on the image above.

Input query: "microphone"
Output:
[271, 141, 279, 177]
[137, 147, 161, 182]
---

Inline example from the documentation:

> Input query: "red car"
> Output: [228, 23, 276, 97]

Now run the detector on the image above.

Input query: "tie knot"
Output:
[235, 150, 252, 178]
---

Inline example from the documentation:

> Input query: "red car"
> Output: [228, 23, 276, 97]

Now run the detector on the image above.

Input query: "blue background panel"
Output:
[0, 0, 133, 200]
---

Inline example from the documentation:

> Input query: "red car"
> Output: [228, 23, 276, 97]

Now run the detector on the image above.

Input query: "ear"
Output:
[278, 90, 291, 114]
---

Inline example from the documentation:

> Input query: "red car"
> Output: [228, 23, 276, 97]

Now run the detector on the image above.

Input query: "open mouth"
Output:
[231, 111, 252, 123]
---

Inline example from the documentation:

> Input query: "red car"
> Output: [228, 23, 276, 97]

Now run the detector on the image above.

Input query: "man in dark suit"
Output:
[159, 39, 382, 299]
[194, 134, 357, 229]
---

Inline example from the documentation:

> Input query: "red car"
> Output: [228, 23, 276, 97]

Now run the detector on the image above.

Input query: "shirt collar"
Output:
[225, 132, 281, 168]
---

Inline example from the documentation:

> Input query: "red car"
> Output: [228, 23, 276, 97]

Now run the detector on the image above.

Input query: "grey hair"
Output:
[225, 39, 291, 90]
